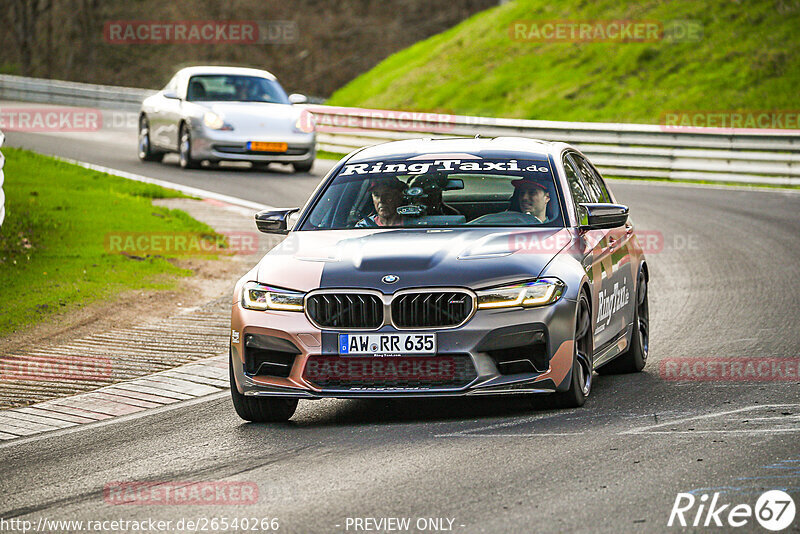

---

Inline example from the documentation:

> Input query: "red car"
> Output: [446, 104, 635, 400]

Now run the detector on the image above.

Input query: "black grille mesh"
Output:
[306, 293, 383, 329]
[392, 291, 473, 328]
[303, 354, 477, 389]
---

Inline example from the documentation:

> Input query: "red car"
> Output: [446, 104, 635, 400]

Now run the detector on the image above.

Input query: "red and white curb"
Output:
[0, 354, 228, 442]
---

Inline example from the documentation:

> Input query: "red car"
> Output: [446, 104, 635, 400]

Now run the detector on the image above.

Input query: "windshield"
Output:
[300, 156, 565, 230]
[186, 74, 290, 104]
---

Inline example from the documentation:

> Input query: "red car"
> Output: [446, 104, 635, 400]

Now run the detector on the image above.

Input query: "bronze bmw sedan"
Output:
[229, 137, 650, 421]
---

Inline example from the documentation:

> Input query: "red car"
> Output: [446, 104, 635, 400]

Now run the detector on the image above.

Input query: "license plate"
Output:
[248, 141, 288, 152]
[339, 333, 436, 356]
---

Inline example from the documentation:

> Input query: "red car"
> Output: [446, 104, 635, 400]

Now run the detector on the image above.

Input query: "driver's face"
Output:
[371, 187, 403, 218]
[519, 188, 549, 214]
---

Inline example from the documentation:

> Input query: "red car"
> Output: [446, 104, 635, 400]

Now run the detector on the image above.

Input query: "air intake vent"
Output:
[306, 293, 383, 329]
[392, 291, 473, 328]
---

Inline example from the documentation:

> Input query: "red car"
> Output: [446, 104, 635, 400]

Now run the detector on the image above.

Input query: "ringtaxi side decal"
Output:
[596, 276, 630, 333]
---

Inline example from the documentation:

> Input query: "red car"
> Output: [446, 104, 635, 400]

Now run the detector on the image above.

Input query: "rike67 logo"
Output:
[669, 490, 796, 531]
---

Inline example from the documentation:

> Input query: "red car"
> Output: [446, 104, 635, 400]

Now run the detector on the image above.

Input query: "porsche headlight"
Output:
[476, 278, 565, 309]
[241, 281, 304, 311]
[203, 111, 233, 130]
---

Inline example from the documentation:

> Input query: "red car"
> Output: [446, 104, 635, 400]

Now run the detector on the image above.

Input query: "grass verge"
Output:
[0, 147, 219, 337]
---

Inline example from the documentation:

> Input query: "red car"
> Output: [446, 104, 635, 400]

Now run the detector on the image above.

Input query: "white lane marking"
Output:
[0, 391, 228, 450]
[435, 411, 677, 438]
[54, 157, 276, 211]
[622, 404, 800, 435]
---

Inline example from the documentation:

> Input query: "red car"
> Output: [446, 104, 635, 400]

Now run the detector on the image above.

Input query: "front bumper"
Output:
[189, 122, 316, 163]
[230, 296, 578, 399]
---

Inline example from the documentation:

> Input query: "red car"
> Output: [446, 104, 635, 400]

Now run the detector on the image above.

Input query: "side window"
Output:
[572, 153, 611, 203]
[563, 155, 591, 220]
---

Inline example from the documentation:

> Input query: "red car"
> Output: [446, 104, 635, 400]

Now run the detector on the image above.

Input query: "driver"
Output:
[356, 177, 407, 227]
[508, 178, 551, 223]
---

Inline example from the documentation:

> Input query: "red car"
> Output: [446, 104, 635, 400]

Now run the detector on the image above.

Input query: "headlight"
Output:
[476, 278, 565, 309]
[241, 281, 304, 311]
[203, 111, 233, 130]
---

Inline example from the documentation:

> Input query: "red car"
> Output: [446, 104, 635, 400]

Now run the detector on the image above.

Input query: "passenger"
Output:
[508, 178, 551, 223]
[356, 177, 408, 227]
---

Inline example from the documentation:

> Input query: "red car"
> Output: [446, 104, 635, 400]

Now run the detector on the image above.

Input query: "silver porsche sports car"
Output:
[229, 137, 650, 421]
[138, 66, 316, 172]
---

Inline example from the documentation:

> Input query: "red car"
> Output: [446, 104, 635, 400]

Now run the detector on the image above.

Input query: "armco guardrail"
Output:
[1, 74, 798, 185]
[0, 129, 5, 228]
[309, 106, 800, 186]
[0, 74, 154, 112]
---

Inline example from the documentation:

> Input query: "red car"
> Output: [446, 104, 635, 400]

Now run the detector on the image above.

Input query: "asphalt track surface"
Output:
[2, 114, 800, 533]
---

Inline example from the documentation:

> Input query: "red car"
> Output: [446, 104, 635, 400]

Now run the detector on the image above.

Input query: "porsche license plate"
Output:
[248, 141, 288, 152]
[339, 333, 436, 356]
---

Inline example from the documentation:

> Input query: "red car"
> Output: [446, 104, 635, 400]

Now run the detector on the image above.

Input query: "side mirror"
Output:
[288, 93, 308, 105]
[578, 203, 629, 230]
[163, 90, 180, 100]
[255, 208, 299, 234]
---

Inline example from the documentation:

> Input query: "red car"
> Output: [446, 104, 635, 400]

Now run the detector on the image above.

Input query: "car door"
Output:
[570, 152, 634, 349]
[562, 153, 615, 351]
[150, 75, 182, 150]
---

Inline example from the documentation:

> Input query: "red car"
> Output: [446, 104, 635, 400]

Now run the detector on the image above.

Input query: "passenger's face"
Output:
[371, 187, 403, 218]
[519, 188, 549, 215]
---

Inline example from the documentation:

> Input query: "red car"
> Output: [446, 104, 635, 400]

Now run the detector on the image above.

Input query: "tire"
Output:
[179, 124, 201, 169]
[138, 116, 164, 162]
[292, 158, 314, 173]
[596, 269, 649, 375]
[553, 291, 593, 408]
[229, 352, 298, 422]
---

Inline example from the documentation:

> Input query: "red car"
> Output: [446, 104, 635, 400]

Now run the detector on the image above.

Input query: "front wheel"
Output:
[553, 292, 593, 408]
[179, 125, 201, 169]
[138, 117, 164, 162]
[229, 352, 298, 422]
[292, 158, 314, 173]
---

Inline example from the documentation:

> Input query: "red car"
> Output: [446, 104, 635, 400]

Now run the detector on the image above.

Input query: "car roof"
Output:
[176, 66, 278, 80]
[346, 137, 572, 162]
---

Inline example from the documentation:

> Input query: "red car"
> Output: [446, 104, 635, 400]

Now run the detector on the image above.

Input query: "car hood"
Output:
[200, 102, 301, 131]
[256, 227, 575, 292]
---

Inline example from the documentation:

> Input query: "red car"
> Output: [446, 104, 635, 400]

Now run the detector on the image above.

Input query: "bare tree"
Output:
[8, 0, 52, 75]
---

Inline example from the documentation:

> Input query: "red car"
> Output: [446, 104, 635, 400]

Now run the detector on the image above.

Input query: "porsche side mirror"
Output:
[578, 203, 629, 230]
[255, 208, 299, 234]
[163, 90, 180, 100]
[288, 93, 308, 105]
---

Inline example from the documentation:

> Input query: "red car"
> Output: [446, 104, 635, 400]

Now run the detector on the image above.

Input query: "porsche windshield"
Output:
[186, 75, 290, 104]
[301, 157, 565, 230]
